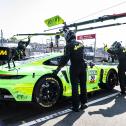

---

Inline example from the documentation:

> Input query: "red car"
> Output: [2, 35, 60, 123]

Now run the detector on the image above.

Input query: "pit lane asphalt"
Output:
[0, 86, 126, 126]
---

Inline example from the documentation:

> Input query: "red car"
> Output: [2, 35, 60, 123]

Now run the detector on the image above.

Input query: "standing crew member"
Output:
[12, 36, 31, 60]
[17, 36, 31, 59]
[53, 29, 88, 112]
[104, 41, 126, 94]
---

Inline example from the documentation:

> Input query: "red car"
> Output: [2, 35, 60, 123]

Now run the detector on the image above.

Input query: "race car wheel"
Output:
[106, 70, 118, 90]
[34, 76, 62, 108]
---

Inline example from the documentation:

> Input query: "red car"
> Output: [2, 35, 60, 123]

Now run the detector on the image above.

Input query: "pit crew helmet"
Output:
[18, 41, 26, 50]
[110, 41, 124, 52]
[63, 29, 76, 42]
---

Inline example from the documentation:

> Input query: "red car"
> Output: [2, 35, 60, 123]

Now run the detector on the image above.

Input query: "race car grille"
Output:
[0, 75, 26, 79]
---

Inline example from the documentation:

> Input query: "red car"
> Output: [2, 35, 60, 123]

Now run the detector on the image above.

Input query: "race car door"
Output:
[87, 66, 100, 92]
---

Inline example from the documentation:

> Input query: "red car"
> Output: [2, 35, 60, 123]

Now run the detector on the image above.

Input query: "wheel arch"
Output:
[32, 73, 63, 101]
[99, 68, 118, 90]
[105, 68, 119, 90]
[106, 68, 118, 84]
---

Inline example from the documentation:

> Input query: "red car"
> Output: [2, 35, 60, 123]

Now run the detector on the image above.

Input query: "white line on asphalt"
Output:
[19, 92, 120, 126]
[86, 92, 120, 106]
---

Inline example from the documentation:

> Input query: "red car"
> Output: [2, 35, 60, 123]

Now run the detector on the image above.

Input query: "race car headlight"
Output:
[0, 74, 26, 79]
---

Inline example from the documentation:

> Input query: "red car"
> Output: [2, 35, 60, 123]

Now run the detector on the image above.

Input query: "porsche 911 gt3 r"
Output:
[0, 53, 118, 107]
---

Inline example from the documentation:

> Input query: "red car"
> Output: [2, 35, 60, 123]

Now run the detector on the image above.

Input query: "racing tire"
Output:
[105, 70, 118, 90]
[34, 76, 62, 108]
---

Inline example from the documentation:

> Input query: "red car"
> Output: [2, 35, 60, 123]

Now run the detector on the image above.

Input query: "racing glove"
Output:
[89, 62, 95, 68]
[52, 69, 59, 75]
[104, 43, 109, 52]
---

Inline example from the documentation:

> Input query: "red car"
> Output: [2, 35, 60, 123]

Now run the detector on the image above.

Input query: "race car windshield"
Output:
[14, 53, 62, 65]
[1, 53, 51, 67]
[17, 53, 50, 64]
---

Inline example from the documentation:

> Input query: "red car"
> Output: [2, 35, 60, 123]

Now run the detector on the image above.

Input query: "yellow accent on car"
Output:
[0, 50, 7, 55]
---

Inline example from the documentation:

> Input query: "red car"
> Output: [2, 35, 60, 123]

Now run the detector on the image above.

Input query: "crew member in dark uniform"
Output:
[53, 29, 88, 112]
[12, 36, 31, 60]
[104, 41, 126, 94]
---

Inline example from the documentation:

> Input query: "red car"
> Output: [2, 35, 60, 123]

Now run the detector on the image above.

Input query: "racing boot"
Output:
[80, 104, 88, 110]
[72, 107, 80, 112]
[120, 87, 126, 95]
[120, 91, 126, 95]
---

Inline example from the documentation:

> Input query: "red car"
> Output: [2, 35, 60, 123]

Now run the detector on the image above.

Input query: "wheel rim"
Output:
[37, 78, 61, 107]
[108, 72, 117, 89]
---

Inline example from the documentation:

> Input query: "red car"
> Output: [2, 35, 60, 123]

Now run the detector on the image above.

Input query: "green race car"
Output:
[0, 53, 118, 107]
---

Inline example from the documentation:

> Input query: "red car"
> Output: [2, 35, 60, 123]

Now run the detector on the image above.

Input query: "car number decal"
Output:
[88, 70, 97, 83]
[89, 75, 96, 83]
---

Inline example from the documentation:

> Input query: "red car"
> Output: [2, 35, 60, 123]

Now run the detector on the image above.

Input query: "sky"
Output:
[0, 0, 126, 47]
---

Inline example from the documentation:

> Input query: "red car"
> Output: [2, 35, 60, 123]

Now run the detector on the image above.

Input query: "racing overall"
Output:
[56, 39, 87, 109]
[12, 37, 30, 60]
[107, 49, 126, 93]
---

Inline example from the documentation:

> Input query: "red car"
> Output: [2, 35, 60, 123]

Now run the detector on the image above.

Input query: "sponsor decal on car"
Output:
[88, 70, 97, 75]
[88, 70, 97, 83]
[0, 50, 7, 55]
[89, 75, 96, 83]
